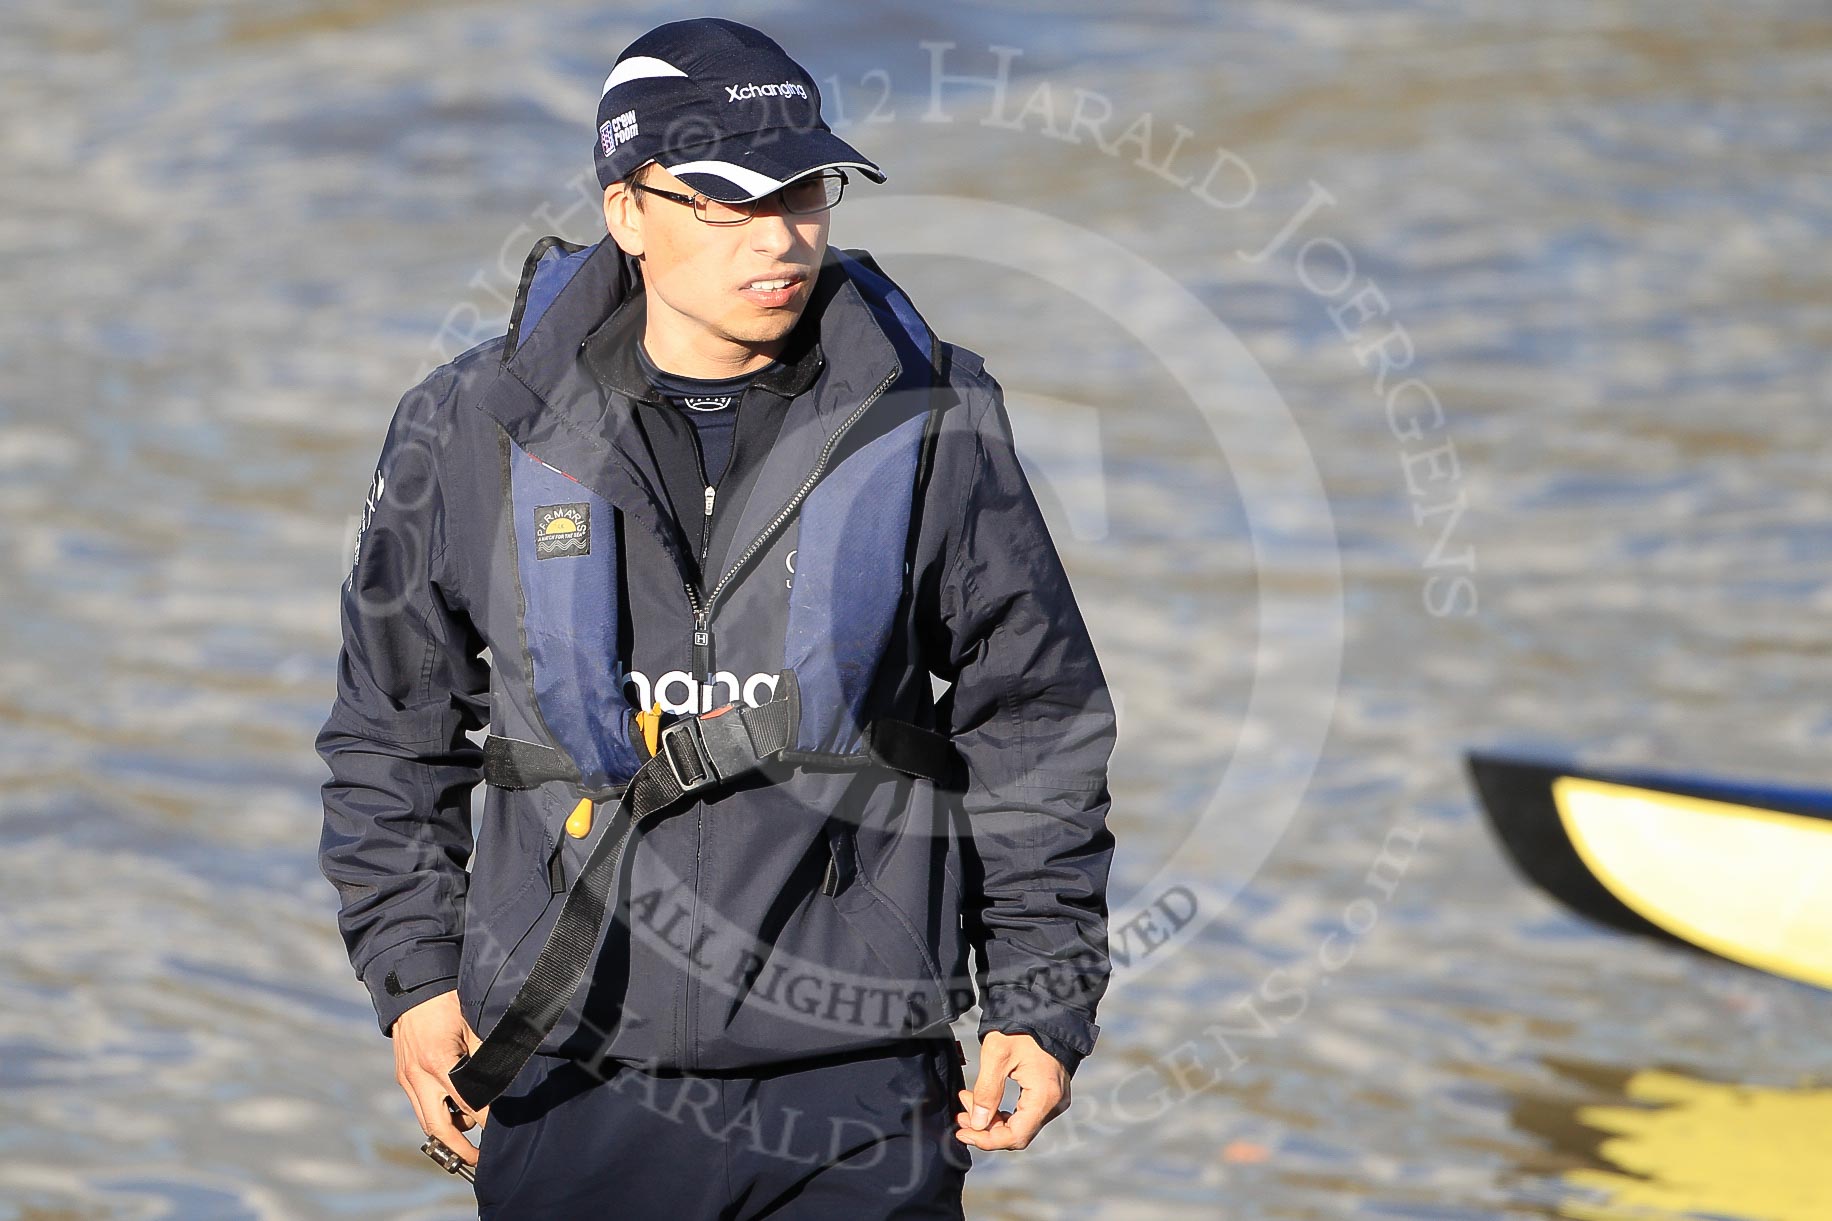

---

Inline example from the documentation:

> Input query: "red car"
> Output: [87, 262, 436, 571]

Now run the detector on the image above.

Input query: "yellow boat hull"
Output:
[1469, 753, 1832, 990]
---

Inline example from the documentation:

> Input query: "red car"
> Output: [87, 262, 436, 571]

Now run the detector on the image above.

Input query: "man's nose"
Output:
[746, 201, 799, 255]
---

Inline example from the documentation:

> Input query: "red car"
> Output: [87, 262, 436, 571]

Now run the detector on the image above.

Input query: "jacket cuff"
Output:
[977, 983, 1100, 1079]
[364, 942, 461, 1038]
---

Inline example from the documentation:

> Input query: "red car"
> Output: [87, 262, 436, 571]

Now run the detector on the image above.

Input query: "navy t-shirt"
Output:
[635, 341, 778, 488]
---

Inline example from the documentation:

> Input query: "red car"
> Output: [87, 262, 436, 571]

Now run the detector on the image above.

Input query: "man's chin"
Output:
[727, 311, 807, 349]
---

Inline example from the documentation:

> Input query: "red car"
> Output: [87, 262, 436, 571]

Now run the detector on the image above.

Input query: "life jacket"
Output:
[478, 239, 959, 799]
[449, 238, 960, 1112]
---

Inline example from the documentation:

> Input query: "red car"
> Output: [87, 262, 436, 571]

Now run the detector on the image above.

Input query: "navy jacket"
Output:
[316, 235, 1117, 1077]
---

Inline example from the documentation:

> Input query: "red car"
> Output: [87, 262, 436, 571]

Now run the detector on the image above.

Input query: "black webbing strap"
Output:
[481, 716, 960, 792]
[446, 788, 636, 1112]
[448, 695, 798, 1112]
[869, 719, 963, 790]
[480, 735, 586, 791]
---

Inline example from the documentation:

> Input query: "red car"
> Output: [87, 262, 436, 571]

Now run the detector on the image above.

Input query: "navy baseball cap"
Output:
[594, 18, 886, 203]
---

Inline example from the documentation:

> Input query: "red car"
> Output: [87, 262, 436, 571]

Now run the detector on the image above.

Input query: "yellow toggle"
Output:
[635, 701, 664, 758]
[566, 797, 594, 839]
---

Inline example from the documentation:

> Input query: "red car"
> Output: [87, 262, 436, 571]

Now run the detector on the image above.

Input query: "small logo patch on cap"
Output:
[600, 109, 639, 155]
[534, 502, 591, 559]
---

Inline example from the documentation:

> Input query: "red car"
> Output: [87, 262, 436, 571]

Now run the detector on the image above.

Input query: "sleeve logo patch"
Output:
[534, 502, 591, 559]
[345, 465, 386, 585]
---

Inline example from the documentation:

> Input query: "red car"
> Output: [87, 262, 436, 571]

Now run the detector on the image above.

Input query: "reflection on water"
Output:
[1514, 1060, 1832, 1220]
[2, 0, 1829, 1217]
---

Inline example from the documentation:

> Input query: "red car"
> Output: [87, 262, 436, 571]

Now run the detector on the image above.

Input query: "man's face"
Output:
[604, 163, 829, 372]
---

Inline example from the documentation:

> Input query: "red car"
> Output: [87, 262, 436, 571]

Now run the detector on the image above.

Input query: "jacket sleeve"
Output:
[930, 356, 1117, 1079]
[315, 370, 489, 1038]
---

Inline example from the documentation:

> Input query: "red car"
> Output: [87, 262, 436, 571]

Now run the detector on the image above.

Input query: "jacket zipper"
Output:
[692, 485, 714, 679]
[682, 420, 717, 682]
[680, 416, 714, 1069]
[673, 363, 899, 1069]
[679, 363, 901, 684]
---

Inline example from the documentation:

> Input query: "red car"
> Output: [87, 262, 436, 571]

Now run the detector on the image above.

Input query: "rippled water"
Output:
[3, 2, 1829, 1217]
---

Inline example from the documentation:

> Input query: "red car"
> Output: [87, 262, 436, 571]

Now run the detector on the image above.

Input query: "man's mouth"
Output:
[738, 273, 806, 306]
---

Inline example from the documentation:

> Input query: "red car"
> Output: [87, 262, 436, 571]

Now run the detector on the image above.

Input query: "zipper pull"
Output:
[692, 609, 712, 690]
[704, 485, 715, 517]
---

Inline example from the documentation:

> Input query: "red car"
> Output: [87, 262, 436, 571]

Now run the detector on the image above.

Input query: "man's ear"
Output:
[603, 183, 645, 258]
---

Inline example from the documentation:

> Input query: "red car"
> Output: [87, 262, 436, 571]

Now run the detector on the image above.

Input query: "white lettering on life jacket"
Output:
[616, 665, 780, 715]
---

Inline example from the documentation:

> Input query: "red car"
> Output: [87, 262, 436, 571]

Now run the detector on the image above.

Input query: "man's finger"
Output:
[432, 1065, 490, 1131]
[952, 1086, 1009, 1146]
[412, 1040, 488, 1129]
[967, 1044, 1009, 1130]
[397, 1066, 430, 1136]
[445, 1021, 488, 1127]
[443, 1093, 486, 1133]
[449, 1092, 491, 1131]
[998, 1075, 1062, 1149]
[953, 1109, 1016, 1149]
[409, 1073, 479, 1167]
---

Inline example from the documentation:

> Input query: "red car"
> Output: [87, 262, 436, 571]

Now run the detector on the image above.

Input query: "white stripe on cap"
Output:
[665, 160, 788, 198]
[602, 56, 688, 96]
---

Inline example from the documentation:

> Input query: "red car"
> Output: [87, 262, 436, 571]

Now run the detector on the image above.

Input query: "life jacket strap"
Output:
[481, 714, 961, 793]
[449, 689, 791, 1112]
[447, 684, 960, 1112]
[481, 735, 603, 792]
[773, 719, 964, 790]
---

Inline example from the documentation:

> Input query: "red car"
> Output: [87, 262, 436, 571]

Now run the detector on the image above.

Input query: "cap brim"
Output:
[659, 127, 886, 203]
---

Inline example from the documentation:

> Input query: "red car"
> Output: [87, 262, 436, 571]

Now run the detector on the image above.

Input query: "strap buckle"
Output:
[658, 715, 719, 793]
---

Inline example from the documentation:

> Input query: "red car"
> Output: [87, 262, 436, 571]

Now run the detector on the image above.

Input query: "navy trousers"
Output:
[471, 1037, 972, 1218]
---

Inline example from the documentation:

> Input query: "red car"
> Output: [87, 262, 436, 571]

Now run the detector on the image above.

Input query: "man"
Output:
[317, 17, 1117, 1217]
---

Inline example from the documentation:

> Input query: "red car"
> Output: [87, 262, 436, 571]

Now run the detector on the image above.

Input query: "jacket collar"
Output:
[476, 236, 908, 579]
[495, 237, 900, 443]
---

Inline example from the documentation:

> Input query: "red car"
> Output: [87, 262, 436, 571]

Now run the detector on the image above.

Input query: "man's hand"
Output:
[953, 1030, 1069, 1151]
[392, 989, 487, 1167]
